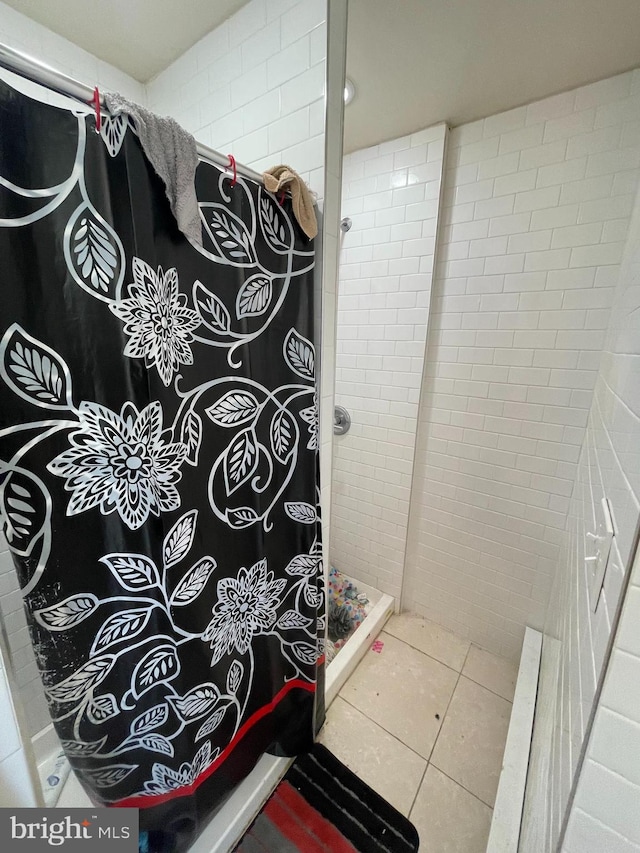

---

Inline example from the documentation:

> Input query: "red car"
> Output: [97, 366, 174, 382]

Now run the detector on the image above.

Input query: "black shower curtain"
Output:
[0, 79, 324, 851]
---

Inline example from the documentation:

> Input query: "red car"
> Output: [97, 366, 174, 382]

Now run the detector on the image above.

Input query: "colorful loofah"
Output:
[328, 567, 370, 651]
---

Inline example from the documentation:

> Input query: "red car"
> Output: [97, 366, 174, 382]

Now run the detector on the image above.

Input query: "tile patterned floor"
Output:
[319, 612, 519, 853]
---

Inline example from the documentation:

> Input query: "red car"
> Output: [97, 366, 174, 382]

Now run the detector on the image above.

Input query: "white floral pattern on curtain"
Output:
[0, 77, 323, 850]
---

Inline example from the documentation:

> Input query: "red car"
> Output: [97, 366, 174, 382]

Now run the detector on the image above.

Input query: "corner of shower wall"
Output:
[0, 1, 145, 104]
[330, 122, 449, 602]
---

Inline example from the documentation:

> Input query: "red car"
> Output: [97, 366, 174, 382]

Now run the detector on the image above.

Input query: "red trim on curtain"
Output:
[113, 679, 316, 809]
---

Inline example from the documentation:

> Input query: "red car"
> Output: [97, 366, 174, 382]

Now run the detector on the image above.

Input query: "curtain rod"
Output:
[0, 41, 265, 185]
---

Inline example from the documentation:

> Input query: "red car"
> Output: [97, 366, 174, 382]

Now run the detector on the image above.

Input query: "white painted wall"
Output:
[404, 69, 640, 661]
[330, 124, 448, 601]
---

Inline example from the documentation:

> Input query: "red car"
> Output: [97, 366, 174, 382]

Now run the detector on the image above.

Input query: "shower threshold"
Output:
[325, 573, 394, 706]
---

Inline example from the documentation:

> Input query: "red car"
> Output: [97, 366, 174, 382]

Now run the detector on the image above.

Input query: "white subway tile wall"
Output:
[404, 69, 640, 662]
[146, 0, 326, 195]
[330, 124, 448, 600]
[0, 0, 145, 739]
[559, 177, 640, 852]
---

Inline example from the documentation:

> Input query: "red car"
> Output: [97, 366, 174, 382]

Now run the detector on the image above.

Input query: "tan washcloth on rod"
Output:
[262, 165, 318, 240]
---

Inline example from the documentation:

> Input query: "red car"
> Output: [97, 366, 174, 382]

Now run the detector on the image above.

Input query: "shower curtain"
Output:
[0, 78, 324, 851]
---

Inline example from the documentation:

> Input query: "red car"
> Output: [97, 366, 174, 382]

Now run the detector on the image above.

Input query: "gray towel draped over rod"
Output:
[0, 40, 265, 186]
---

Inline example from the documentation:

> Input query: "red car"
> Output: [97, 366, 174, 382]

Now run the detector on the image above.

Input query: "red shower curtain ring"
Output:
[227, 153, 237, 187]
[91, 86, 101, 134]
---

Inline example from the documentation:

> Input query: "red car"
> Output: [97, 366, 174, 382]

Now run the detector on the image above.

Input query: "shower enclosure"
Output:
[1, 0, 640, 850]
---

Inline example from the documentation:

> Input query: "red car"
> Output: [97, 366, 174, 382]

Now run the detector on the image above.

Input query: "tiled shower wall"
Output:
[563, 561, 640, 852]
[330, 124, 447, 600]
[146, 0, 326, 194]
[550, 180, 640, 851]
[404, 69, 640, 660]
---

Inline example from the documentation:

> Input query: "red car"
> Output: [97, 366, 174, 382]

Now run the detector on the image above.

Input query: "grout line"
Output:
[388, 623, 518, 700]
[424, 646, 469, 763]
[457, 672, 515, 704]
[461, 644, 472, 670]
[407, 644, 472, 817]
[425, 643, 507, 810]
[383, 628, 517, 702]
[408, 761, 429, 820]
[379, 629, 465, 676]
[337, 695, 430, 764]
[428, 764, 497, 811]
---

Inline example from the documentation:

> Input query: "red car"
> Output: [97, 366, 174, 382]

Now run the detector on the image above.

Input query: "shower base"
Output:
[327, 566, 380, 663]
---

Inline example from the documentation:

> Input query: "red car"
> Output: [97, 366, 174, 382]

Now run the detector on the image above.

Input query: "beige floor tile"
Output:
[430, 676, 512, 807]
[319, 696, 426, 816]
[410, 765, 492, 853]
[340, 632, 458, 759]
[463, 645, 519, 701]
[385, 613, 471, 671]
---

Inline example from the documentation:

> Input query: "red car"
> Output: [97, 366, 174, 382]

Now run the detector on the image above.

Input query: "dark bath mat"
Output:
[234, 742, 420, 852]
